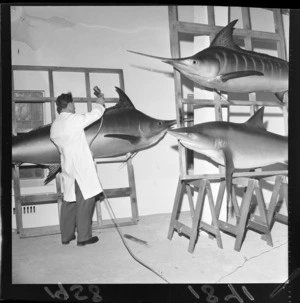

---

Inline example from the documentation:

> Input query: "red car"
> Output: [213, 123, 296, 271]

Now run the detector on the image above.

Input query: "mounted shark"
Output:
[128, 19, 288, 104]
[12, 87, 176, 184]
[167, 107, 288, 216]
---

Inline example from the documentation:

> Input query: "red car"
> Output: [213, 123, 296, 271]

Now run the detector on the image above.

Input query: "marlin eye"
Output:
[192, 60, 197, 64]
[157, 121, 162, 126]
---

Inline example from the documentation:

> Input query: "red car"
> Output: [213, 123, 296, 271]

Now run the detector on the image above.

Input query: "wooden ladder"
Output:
[167, 6, 288, 252]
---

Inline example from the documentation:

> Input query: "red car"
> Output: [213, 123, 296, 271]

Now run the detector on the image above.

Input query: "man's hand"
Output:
[93, 86, 105, 107]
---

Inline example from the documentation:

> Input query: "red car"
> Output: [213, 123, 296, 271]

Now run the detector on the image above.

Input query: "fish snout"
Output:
[167, 128, 189, 141]
[166, 119, 177, 129]
[162, 59, 183, 68]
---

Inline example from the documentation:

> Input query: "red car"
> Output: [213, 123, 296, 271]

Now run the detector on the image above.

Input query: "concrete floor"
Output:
[12, 212, 288, 284]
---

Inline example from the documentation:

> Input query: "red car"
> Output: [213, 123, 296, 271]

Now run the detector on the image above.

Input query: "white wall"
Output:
[11, 6, 289, 228]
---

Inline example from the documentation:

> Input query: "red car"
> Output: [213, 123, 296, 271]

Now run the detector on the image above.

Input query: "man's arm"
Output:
[75, 86, 106, 128]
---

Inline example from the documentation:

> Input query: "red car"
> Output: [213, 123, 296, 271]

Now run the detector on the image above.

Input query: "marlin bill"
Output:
[168, 107, 288, 215]
[128, 19, 288, 104]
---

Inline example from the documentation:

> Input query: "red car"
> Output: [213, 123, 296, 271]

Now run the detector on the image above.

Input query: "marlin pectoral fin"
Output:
[220, 71, 264, 82]
[222, 146, 235, 219]
[44, 165, 61, 185]
[104, 134, 141, 144]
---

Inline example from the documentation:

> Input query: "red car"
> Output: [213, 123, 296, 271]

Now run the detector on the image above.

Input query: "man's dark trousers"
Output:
[60, 180, 96, 242]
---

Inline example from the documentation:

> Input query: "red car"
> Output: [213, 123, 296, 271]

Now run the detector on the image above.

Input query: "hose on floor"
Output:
[92, 101, 170, 284]
[100, 193, 169, 284]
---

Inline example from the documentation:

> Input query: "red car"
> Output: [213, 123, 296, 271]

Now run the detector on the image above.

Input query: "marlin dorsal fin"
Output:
[245, 107, 266, 129]
[210, 19, 240, 51]
[114, 87, 136, 110]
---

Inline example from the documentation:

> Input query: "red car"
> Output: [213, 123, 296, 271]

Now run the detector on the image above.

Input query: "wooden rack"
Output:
[167, 6, 288, 252]
[12, 65, 138, 238]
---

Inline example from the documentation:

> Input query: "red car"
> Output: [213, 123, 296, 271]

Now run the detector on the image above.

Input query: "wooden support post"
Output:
[206, 182, 223, 249]
[185, 184, 195, 218]
[168, 6, 188, 177]
[266, 175, 288, 228]
[215, 181, 226, 219]
[241, 7, 258, 115]
[234, 179, 256, 251]
[13, 165, 23, 235]
[188, 180, 207, 253]
[274, 9, 288, 136]
[167, 178, 185, 240]
[48, 70, 63, 226]
[254, 184, 273, 246]
[85, 72, 92, 112]
[126, 154, 139, 224]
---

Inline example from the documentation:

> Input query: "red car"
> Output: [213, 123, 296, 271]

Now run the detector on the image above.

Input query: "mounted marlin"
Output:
[128, 19, 288, 104]
[167, 107, 288, 216]
[12, 87, 176, 183]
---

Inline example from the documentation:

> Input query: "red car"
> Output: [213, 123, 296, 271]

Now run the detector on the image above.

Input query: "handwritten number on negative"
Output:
[88, 285, 103, 302]
[70, 285, 88, 301]
[44, 284, 69, 301]
[201, 285, 219, 303]
[44, 284, 102, 302]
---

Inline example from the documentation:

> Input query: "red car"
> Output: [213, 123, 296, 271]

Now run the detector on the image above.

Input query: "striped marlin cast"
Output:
[128, 19, 288, 104]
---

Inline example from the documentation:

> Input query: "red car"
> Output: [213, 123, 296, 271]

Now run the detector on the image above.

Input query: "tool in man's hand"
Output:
[93, 86, 103, 98]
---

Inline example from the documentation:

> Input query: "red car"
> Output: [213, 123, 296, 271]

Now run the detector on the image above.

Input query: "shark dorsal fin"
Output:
[245, 107, 266, 129]
[113, 87, 136, 110]
[210, 19, 241, 51]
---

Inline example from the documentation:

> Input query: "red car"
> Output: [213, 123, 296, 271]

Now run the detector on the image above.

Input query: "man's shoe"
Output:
[77, 236, 99, 246]
[62, 235, 76, 245]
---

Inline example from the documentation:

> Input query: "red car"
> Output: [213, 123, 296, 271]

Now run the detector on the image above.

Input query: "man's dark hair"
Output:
[56, 92, 73, 114]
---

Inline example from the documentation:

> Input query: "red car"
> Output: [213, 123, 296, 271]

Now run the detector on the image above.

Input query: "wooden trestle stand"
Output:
[167, 171, 288, 252]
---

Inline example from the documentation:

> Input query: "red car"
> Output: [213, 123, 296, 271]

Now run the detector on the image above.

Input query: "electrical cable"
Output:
[91, 95, 170, 284]
[100, 192, 170, 284]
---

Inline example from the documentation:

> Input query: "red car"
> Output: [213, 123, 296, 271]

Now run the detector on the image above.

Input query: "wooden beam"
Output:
[21, 193, 63, 206]
[174, 21, 283, 42]
[12, 65, 124, 74]
[182, 97, 283, 107]
[182, 170, 288, 182]
[13, 96, 119, 104]
[168, 6, 188, 176]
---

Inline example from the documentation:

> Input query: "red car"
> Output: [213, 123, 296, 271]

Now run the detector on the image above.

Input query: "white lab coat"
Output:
[50, 105, 105, 202]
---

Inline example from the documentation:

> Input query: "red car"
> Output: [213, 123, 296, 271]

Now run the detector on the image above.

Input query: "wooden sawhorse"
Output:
[167, 178, 223, 253]
[168, 171, 288, 253]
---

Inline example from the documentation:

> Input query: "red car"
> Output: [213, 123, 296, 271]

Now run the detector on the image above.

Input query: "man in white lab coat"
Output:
[50, 87, 106, 246]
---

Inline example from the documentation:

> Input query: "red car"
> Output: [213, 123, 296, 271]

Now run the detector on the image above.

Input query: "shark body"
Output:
[168, 107, 288, 214]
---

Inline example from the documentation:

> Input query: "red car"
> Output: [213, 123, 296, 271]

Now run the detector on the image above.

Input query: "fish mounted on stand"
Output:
[167, 107, 288, 218]
[12, 87, 176, 184]
[128, 19, 288, 105]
